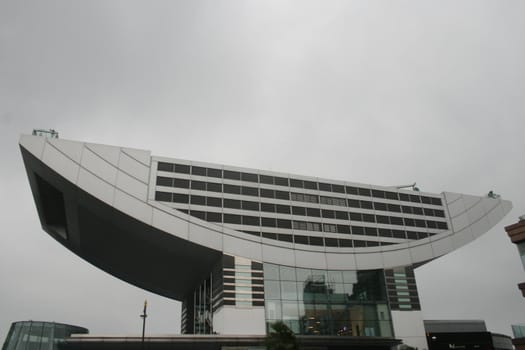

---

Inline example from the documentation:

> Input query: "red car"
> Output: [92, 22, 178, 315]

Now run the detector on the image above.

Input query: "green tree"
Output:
[265, 321, 299, 350]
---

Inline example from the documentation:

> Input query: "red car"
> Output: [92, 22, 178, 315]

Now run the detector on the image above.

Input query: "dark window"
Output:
[223, 170, 241, 180]
[243, 216, 260, 226]
[392, 230, 406, 239]
[224, 198, 241, 209]
[157, 162, 173, 172]
[309, 237, 324, 246]
[339, 239, 352, 247]
[262, 232, 277, 240]
[431, 197, 443, 206]
[426, 220, 437, 229]
[207, 197, 222, 207]
[274, 177, 289, 186]
[206, 212, 222, 222]
[379, 228, 392, 237]
[409, 194, 421, 203]
[360, 201, 373, 209]
[347, 199, 360, 208]
[262, 217, 276, 227]
[335, 211, 348, 220]
[191, 180, 206, 191]
[224, 214, 241, 224]
[290, 179, 303, 188]
[412, 207, 423, 215]
[346, 186, 358, 195]
[358, 188, 371, 196]
[191, 195, 206, 205]
[332, 184, 345, 193]
[278, 234, 293, 242]
[406, 231, 418, 240]
[242, 186, 258, 196]
[402, 206, 413, 214]
[404, 218, 415, 227]
[207, 168, 222, 178]
[388, 204, 401, 212]
[366, 241, 379, 247]
[325, 238, 339, 247]
[241, 172, 258, 182]
[261, 203, 275, 212]
[435, 210, 445, 218]
[417, 232, 428, 239]
[224, 184, 241, 194]
[260, 189, 275, 198]
[376, 215, 390, 224]
[372, 189, 385, 198]
[322, 209, 335, 219]
[423, 208, 434, 216]
[303, 181, 318, 190]
[207, 182, 222, 192]
[306, 208, 320, 217]
[365, 227, 377, 236]
[398, 193, 410, 202]
[350, 212, 362, 221]
[294, 235, 308, 245]
[292, 206, 306, 216]
[242, 201, 259, 211]
[363, 214, 375, 222]
[190, 210, 206, 220]
[174, 179, 190, 188]
[173, 193, 189, 203]
[277, 219, 292, 229]
[276, 204, 291, 214]
[436, 221, 448, 230]
[352, 226, 364, 235]
[156, 176, 173, 187]
[319, 183, 331, 191]
[192, 166, 206, 176]
[174, 164, 190, 174]
[337, 225, 350, 234]
[353, 240, 366, 247]
[260, 175, 273, 184]
[374, 202, 387, 211]
[421, 196, 432, 204]
[385, 191, 398, 200]
[390, 216, 403, 226]
[155, 191, 172, 202]
[275, 191, 290, 200]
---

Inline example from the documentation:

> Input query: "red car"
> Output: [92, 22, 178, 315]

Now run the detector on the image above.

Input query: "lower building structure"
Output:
[1, 321, 88, 350]
[19, 133, 513, 350]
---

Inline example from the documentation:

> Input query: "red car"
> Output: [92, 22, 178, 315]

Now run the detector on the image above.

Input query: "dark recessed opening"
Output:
[35, 173, 68, 240]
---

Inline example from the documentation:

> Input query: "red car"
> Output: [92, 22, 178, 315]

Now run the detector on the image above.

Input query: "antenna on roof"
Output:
[32, 129, 59, 138]
[391, 183, 419, 191]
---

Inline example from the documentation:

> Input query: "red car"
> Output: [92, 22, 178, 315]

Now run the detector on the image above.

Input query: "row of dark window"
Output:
[174, 207, 441, 239]
[155, 191, 448, 230]
[157, 163, 443, 205]
[156, 177, 446, 218]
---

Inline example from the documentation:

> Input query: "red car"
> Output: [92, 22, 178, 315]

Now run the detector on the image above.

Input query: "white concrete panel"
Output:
[382, 249, 412, 268]
[113, 189, 153, 225]
[408, 243, 434, 263]
[213, 307, 265, 335]
[391, 310, 428, 350]
[121, 147, 151, 166]
[223, 235, 262, 262]
[295, 250, 327, 270]
[118, 152, 150, 183]
[451, 227, 474, 250]
[462, 194, 483, 211]
[430, 237, 454, 258]
[188, 223, 222, 251]
[443, 191, 462, 204]
[116, 170, 148, 201]
[447, 196, 466, 217]
[77, 168, 115, 205]
[262, 244, 295, 266]
[47, 138, 84, 163]
[486, 203, 504, 228]
[80, 148, 118, 185]
[466, 201, 487, 224]
[85, 143, 121, 166]
[19, 135, 46, 159]
[355, 251, 384, 270]
[325, 253, 357, 270]
[469, 215, 491, 240]
[42, 143, 80, 184]
[151, 208, 189, 240]
[451, 212, 471, 232]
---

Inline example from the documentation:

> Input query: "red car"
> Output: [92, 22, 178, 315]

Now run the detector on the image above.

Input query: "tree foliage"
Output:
[265, 321, 299, 350]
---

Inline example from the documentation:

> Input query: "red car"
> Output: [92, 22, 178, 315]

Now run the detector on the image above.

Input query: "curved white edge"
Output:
[20, 135, 513, 272]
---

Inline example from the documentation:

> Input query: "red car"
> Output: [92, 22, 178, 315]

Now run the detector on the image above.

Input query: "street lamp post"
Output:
[140, 300, 147, 350]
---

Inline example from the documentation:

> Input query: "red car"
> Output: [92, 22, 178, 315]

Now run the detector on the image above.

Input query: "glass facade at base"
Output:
[2, 321, 88, 350]
[263, 264, 393, 337]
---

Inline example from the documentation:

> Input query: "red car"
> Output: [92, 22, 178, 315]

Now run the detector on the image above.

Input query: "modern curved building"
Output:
[19, 133, 512, 349]
[2, 321, 88, 350]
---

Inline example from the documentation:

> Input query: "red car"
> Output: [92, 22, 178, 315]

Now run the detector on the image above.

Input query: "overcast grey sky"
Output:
[1, 0, 525, 343]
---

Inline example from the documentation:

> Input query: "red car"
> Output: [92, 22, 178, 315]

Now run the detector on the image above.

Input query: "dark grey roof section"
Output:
[424, 320, 487, 333]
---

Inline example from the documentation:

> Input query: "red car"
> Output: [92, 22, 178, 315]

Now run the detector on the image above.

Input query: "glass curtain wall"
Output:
[263, 264, 393, 337]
